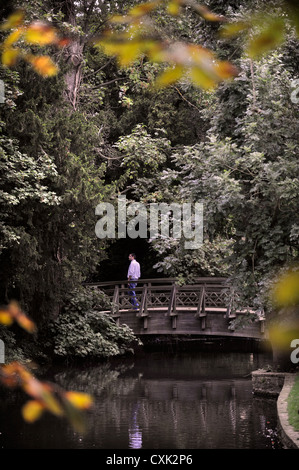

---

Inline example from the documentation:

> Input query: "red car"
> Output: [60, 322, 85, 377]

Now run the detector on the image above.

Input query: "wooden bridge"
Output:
[87, 278, 267, 341]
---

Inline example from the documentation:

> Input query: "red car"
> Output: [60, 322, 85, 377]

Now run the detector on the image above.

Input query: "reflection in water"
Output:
[129, 403, 142, 449]
[0, 351, 281, 449]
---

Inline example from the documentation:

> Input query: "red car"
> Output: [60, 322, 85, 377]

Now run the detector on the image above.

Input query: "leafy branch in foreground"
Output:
[93, 0, 238, 90]
[0, 301, 93, 432]
[0, 361, 93, 433]
[0, 9, 69, 76]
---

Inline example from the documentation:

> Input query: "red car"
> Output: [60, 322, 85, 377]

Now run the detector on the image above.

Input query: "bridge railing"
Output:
[86, 278, 240, 318]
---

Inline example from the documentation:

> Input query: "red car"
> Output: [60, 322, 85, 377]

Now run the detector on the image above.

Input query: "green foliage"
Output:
[123, 52, 299, 308]
[115, 124, 170, 188]
[50, 287, 141, 359]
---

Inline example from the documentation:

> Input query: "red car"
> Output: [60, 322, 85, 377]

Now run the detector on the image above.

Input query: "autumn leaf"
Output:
[155, 65, 184, 86]
[220, 21, 250, 38]
[26, 55, 58, 77]
[22, 400, 45, 423]
[247, 17, 286, 58]
[272, 271, 299, 307]
[65, 391, 93, 410]
[7, 300, 37, 333]
[0, 9, 25, 30]
[3, 28, 23, 48]
[0, 309, 14, 325]
[130, 1, 161, 17]
[167, 0, 181, 16]
[190, 66, 216, 89]
[0, 362, 94, 432]
[24, 22, 58, 45]
[0, 301, 37, 333]
[1, 48, 19, 67]
[186, 1, 226, 22]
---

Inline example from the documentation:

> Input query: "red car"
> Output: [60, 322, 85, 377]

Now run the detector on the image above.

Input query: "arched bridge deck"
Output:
[86, 278, 266, 340]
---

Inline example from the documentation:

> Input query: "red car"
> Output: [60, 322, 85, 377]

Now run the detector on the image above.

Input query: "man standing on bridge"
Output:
[127, 253, 141, 310]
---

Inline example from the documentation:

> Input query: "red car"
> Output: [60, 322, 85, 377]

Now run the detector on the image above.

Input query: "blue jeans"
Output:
[128, 279, 139, 308]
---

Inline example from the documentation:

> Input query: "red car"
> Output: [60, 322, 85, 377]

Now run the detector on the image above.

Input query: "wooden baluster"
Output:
[112, 285, 120, 325]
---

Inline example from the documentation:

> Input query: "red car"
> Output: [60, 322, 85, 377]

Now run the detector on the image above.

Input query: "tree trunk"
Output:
[64, 39, 84, 109]
[52, 0, 85, 109]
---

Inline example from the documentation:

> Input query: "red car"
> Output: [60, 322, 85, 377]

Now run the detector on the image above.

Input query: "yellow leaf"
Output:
[26, 55, 58, 77]
[167, 1, 181, 16]
[2, 48, 19, 67]
[129, 1, 160, 17]
[1, 10, 25, 30]
[272, 271, 299, 307]
[192, 3, 225, 22]
[65, 391, 93, 410]
[24, 22, 58, 45]
[190, 66, 216, 89]
[16, 313, 37, 334]
[247, 17, 285, 58]
[22, 400, 45, 423]
[3, 28, 23, 48]
[220, 21, 250, 38]
[7, 301, 37, 333]
[215, 60, 238, 79]
[268, 323, 299, 351]
[99, 39, 145, 66]
[0, 309, 13, 325]
[155, 65, 184, 86]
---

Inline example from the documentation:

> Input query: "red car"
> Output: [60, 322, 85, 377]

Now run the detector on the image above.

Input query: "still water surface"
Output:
[0, 351, 281, 449]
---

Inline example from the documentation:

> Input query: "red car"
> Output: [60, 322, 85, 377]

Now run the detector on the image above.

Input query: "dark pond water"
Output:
[0, 351, 282, 449]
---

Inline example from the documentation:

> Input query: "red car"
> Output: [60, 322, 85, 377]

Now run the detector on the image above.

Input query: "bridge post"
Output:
[167, 284, 177, 329]
[195, 286, 206, 329]
[139, 284, 149, 329]
[111, 285, 120, 325]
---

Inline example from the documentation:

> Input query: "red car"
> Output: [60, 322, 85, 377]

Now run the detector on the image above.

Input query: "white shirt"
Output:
[128, 259, 141, 280]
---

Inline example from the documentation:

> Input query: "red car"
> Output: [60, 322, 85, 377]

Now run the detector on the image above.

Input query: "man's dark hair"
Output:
[130, 253, 136, 258]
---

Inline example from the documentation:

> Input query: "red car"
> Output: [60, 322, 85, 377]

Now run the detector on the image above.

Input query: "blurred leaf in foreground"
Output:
[0, 362, 93, 432]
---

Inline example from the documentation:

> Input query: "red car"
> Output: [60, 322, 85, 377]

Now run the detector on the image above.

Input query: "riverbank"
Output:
[252, 370, 299, 449]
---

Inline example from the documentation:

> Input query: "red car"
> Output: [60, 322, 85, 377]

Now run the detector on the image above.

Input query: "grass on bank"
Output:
[288, 374, 299, 431]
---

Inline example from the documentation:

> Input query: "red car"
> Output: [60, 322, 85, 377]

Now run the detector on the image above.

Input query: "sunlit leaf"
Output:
[0, 309, 13, 325]
[272, 271, 299, 307]
[268, 323, 299, 350]
[26, 55, 58, 77]
[167, 0, 181, 16]
[61, 396, 88, 433]
[130, 1, 161, 17]
[24, 22, 58, 45]
[8, 301, 37, 333]
[215, 61, 239, 79]
[22, 400, 45, 423]
[155, 65, 184, 86]
[247, 17, 286, 58]
[3, 28, 23, 48]
[2, 48, 19, 67]
[1, 9, 25, 30]
[15, 312, 37, 333]
[22, 377, 63, 416]
[188, 2, 226, 21]
[0, 362, 93, 432]
[220, 21, 250, 38]
[65, 391, 93, 410]
[190, 66, 216, 89]
[56, 37, 71, 48]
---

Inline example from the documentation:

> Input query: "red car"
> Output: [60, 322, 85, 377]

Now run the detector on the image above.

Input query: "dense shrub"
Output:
[50, 287, 141, 359]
